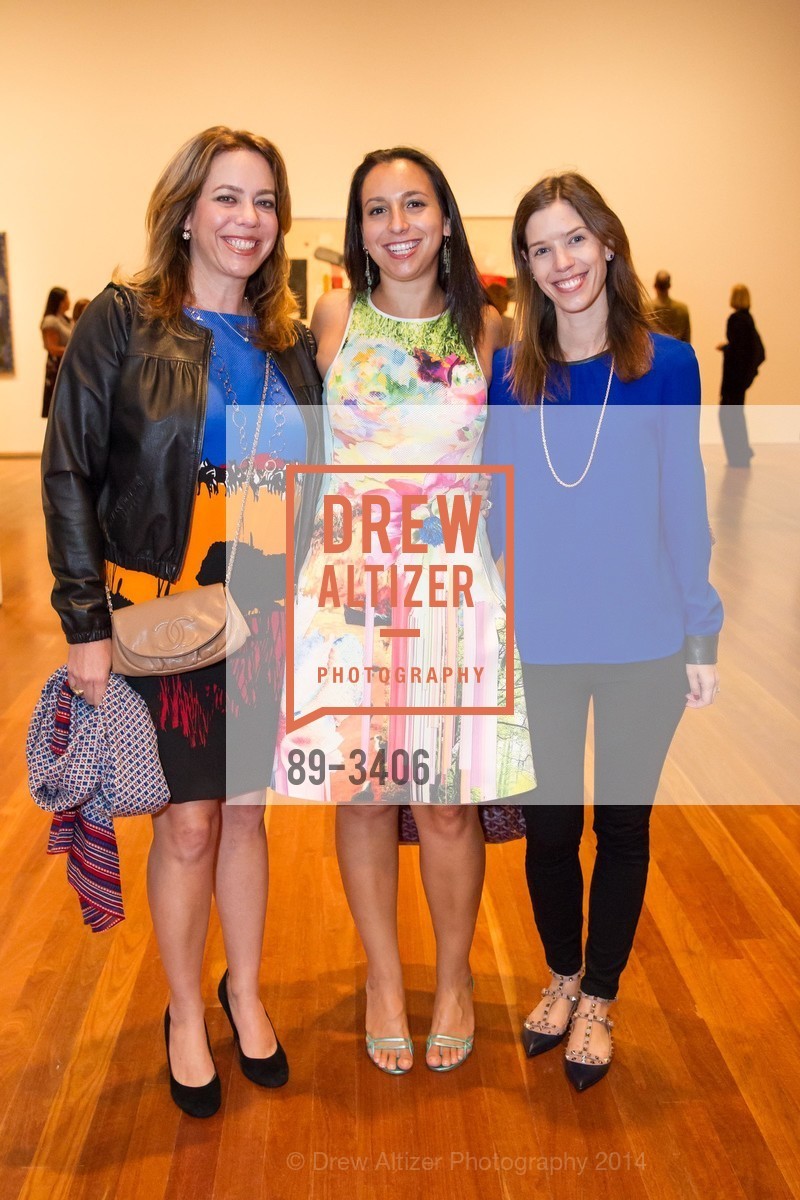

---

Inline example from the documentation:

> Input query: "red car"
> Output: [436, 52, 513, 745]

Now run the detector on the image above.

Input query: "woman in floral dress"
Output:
[276, 149, 534, 1074]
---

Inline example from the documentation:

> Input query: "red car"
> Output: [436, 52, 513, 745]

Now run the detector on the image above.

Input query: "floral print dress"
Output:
[275, 295, 534, 809]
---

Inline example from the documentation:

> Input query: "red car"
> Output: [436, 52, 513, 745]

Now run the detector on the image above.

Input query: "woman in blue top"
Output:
[484, 173, 722, 1092]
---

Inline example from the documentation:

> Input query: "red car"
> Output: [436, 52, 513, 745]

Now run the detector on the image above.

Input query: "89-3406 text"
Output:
[286, 748, 430, 787]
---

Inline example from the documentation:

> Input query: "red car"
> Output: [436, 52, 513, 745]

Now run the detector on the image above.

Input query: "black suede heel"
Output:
[164, 1008, 221, 1118]
[218, 970, 289, 1089]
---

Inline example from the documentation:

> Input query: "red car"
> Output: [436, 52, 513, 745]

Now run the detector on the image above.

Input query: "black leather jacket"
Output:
[42, 284, 323, 644]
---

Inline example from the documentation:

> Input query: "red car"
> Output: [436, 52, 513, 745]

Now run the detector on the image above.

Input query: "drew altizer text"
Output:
[317, 491, 481, 610]
[300, 1149, 646, 1175]
[283, 463, 515, 731]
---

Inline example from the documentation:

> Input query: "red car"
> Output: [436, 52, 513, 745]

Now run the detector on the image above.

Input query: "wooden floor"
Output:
[0, 449, 798, 1200]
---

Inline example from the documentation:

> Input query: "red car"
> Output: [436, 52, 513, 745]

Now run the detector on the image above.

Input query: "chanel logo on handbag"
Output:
[155, 615, 198, 649]
[109, 583, 250, 676]
[107, 356, 271, 678]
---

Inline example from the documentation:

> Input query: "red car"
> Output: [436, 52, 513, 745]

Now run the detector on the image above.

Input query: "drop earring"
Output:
[442, 235, 451, 281]
[364, 246, 373, 290]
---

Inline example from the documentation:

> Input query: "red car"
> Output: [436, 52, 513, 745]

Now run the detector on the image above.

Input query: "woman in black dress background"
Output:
[718, 284, 765, 467]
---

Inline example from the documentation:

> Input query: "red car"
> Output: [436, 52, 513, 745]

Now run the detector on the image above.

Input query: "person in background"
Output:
[485, 172, 722, 1092]
[71, 298, 91, 323]
[42, 126, 322, 1118]
[717, 284, 764, 467]
[649, 270, 691, 342]
[486, 281, 514, 346]
[40, 287, 72, 418]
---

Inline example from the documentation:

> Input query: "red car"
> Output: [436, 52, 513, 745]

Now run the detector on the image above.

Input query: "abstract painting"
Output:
[0, 234, 13, 375]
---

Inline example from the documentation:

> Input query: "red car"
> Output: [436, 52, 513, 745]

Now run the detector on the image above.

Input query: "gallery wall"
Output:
[1, 0, 798, 453]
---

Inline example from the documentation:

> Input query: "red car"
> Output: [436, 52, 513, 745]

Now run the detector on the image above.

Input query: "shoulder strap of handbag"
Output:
[225, 355, 270, 585]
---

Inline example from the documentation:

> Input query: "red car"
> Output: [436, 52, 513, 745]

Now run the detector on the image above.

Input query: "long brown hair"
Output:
[42, 287, 68, 319]
[510, 173, 653, 403]
[124, 126, 296, 351]
[343, 147, 487, 352]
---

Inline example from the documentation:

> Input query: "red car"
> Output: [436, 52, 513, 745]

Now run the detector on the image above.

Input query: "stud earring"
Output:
[606, 252, 614, 261]
[442, 235, 451, 281]
[364, 246, 373, 290]
[182, 229, 191, 241]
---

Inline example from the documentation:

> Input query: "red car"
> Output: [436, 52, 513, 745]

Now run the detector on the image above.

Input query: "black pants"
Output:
[521, 653, 687, 999]
[719, 391, 753, 467]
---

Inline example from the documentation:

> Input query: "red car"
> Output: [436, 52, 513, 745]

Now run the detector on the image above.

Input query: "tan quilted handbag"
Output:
[109, 583, 250, 676]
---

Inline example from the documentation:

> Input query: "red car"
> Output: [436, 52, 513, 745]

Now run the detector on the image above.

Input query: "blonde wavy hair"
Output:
[124, 126, 296, 351]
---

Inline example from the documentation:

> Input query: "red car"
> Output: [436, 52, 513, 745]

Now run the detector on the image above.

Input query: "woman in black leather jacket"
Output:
[42, 127, 321, 1117]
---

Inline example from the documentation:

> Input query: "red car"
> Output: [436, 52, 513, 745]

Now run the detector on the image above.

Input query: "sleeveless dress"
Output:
[107, 311, 306, 802]
[274, 295, 534, 812]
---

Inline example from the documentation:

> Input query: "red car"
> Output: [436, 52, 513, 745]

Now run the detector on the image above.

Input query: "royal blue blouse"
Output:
[484, 334, 723, 664]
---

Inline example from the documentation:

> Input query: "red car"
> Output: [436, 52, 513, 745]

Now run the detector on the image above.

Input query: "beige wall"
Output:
[1, 0, 798, 453]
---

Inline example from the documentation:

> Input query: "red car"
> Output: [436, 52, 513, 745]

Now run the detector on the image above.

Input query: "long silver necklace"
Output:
[540, 358, 614, 488]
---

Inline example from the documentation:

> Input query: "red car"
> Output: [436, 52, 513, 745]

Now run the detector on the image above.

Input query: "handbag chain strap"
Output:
[225, 353, 270, 585]
[104, 353, 272, 615]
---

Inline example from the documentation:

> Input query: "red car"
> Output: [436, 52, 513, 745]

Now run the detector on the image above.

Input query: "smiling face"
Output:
[184, 148, 279, 305]
[524, 199, 611, 324]
[360, 159, 451, 288]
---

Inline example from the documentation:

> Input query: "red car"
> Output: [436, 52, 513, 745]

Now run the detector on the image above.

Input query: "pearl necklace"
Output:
[540, 358, 615, 488]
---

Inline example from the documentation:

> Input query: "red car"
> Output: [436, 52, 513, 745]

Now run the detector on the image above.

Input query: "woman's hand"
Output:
[685, 663, 719, 708]
[67, 639, 113, 706]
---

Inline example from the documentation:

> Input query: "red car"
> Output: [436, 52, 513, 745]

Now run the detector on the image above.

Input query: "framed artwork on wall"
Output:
[0, 234, 13, 375]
